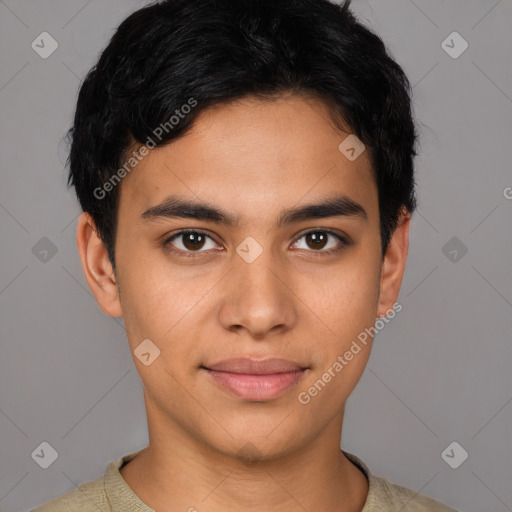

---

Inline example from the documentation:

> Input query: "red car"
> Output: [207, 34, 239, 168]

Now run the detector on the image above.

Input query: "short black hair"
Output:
[67, 0, 418, 273]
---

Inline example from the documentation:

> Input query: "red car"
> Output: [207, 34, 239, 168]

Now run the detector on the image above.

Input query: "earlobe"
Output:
[376, 208, 411, 318]
[76, 212, 123, 318]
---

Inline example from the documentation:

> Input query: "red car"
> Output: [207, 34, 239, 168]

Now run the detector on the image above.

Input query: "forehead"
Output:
[118, 94, 377, 223]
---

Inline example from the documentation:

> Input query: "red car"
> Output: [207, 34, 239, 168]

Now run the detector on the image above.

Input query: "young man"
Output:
[33, 0, 457, 510]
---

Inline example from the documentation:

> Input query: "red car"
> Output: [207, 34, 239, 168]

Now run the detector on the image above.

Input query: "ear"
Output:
[376, 208, 411, 318]
[76, 212, 123, 318]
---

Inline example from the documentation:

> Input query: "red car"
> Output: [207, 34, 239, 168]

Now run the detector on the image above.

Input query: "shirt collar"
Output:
[104, 448, 377, 511]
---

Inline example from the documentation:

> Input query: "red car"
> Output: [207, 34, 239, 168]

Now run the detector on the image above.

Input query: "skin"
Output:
[77, 93, 410, 512]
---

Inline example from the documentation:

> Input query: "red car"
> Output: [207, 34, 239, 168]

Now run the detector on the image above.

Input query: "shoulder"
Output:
[370, 473, 458, 511]
[31, 474, 110, 512]
[342, 450, 458, 512]
[31, 450, 146, 512]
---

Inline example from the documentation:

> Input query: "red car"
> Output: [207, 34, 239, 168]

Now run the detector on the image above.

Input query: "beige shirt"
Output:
[32, 449, 457, 511]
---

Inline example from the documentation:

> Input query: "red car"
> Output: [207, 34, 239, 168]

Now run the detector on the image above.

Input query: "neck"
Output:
[120, 401, 368, 511]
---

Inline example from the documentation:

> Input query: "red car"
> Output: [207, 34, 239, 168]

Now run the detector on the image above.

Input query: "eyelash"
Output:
[163, 229, 349, 258]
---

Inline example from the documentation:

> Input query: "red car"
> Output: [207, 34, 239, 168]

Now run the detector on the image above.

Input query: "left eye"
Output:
[291, 230, 346, 253]
[164, 229, 347, 255]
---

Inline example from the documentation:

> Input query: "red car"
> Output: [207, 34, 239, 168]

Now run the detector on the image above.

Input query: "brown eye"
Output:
[305, 232, 329, 250]
[292, 230, 347, 254]
[181, 232, 206, 251]
[164, 230, 218, 254]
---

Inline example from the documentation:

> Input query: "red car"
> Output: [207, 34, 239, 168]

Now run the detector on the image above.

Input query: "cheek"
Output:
[115, 248, 179, 346]
[296, 263, 379, 412]
[116, 251, 218, 374]
[304, 253, 381, 341]
[120, 275, 193, 346]
[300, 247, 381, 395]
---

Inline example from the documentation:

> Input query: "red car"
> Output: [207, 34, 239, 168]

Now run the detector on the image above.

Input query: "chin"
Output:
[200, 425, 309, 464]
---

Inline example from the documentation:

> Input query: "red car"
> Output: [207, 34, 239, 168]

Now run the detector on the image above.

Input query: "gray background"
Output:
[0, 1, 511, 511]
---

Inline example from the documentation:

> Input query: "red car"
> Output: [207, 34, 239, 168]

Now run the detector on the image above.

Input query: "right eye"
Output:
[163, 229, 222, 256]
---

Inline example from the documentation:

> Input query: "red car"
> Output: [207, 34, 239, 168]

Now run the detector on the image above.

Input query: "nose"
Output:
[217, 246, 298, 339]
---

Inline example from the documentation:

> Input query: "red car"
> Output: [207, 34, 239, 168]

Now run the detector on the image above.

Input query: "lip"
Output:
[202, 357, 308, 401]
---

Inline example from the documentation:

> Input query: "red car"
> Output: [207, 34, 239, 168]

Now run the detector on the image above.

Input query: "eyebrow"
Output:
[140, 194, 367, 227]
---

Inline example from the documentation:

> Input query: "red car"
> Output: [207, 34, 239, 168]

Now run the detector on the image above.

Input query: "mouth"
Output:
[201, 357, 309, 401]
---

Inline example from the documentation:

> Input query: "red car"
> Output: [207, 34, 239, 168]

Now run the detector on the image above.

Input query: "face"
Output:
[79, 94, 409, 460]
